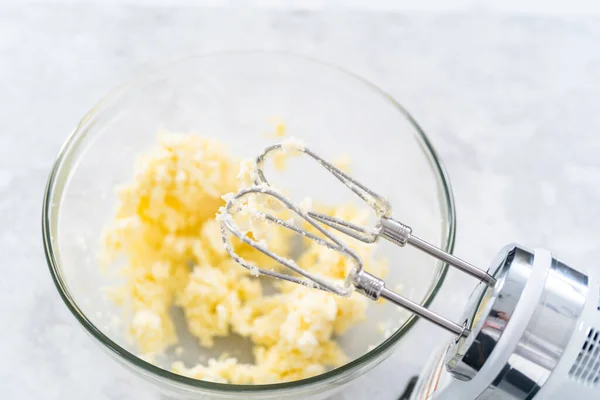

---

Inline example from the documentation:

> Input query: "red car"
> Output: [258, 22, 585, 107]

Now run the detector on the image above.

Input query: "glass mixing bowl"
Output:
[42, 52, 455, 399]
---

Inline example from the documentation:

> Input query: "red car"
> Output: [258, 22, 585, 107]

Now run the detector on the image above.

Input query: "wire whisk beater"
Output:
[219, 142, 497, 338]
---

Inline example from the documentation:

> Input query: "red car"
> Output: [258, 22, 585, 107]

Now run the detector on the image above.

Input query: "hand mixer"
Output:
[219, 142, 600, 400]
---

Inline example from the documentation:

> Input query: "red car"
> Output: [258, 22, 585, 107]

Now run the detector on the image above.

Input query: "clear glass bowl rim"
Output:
[42, 51, 456, 394]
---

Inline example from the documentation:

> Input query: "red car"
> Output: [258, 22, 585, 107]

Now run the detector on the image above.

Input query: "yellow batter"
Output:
[101, 130, 387, 384]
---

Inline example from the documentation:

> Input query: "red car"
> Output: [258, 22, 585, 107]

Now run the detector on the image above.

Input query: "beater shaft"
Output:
[379, 217, 496, 285]
[408, 235, 495, 286]
[380, 288, 468, 337]
[353, 270, 469, 337]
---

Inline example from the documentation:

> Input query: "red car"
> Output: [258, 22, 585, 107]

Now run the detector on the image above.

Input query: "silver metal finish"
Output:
[406, 233, 496, 285]
[219, 191, 470, 336]
[445, 245, 524, 381]
[353, 270, 469, 337]
[480, 257, 588, 399]
[379, 286, 469, 337]
[445, 245, 589, 400]
[255, 143, 496, 286]
[379, 217, 412, 246]
[219, 142, 500, 341]
[352, 270, 385, 300]
[255, 144, 392, 222]
[311, 213, 497, 286]
[218, 186, 360, 297]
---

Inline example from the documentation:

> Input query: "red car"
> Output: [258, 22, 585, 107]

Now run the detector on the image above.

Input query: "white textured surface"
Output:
[3, 2, 600, 399]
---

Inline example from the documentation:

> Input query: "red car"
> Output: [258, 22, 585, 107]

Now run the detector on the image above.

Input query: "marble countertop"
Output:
[3, 2, 600, 399]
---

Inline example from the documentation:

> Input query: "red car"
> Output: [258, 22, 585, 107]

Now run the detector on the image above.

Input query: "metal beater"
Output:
[220, 142, 495, 338]
[220, 142, 600, 400]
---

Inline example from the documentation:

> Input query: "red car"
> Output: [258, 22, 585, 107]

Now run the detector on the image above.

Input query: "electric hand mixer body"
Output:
[219, 143, 600, 400]
[410, 244, 600, 400]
